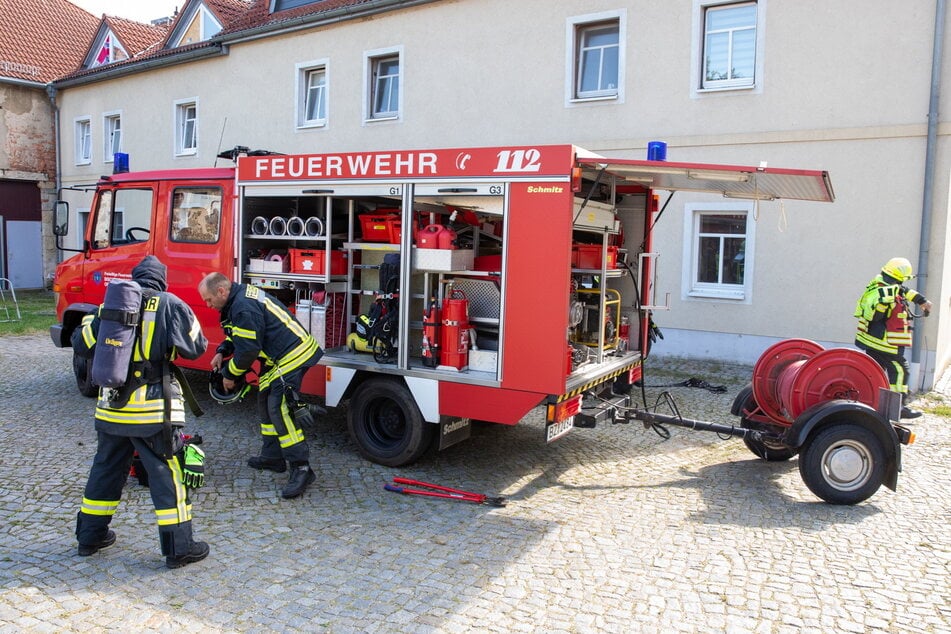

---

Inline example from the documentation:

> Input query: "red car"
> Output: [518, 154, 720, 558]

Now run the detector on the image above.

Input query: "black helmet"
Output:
[209, 368, 250, 405]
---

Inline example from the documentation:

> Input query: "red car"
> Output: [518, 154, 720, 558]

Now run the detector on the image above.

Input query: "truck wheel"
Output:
[741, 419, 797, 461]
[348, 378, 435, 467]
[798, 423, 886, 505]
[72, 353, 99, 397]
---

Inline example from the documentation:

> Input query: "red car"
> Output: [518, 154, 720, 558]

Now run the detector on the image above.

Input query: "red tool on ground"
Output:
[384, 477, 506, 507]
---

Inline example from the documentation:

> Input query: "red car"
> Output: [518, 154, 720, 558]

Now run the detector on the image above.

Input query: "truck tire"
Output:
[73, 353, 99, 397]
[798, 423, 886, 505]
[347, 378, 435, 467]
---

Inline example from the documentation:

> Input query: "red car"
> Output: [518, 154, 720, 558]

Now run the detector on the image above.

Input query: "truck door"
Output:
[82, 185, 156, 295]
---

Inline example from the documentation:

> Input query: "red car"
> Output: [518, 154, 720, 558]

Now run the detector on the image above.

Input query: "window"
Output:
[175, 99, 198, 155]
[103, 113, 121, 162]
[297, 61, 328, 128]
[91, 188, 153, 249]
[684, 202, 754, 300]
[566, 11, 626, 104]
[366, 50, 401, 121]
[272, 0, 321, 10]
[701, 2, 757, 89]
[170, 187, 222, 243]
[75, 118, 91, 165]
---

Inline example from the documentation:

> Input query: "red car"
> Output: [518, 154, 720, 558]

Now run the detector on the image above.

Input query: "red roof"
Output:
[0, 0, 100, 83]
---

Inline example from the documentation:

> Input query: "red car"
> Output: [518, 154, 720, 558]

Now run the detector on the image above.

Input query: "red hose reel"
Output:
[751, 338, 889, 424]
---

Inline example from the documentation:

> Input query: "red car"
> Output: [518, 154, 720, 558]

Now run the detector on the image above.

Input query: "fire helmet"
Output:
[209, 368, 250, 405]
[882, 257, 913, 282]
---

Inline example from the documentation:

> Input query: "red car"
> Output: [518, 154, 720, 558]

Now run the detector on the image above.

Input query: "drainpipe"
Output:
[912, 0, 945, 390]
[46, 83, 61, 268]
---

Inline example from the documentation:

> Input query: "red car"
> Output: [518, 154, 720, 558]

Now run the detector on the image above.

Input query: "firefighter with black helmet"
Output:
[198, 272, 323, 498]
[854, 257, 933, 418]
[73, 255, 210, 569]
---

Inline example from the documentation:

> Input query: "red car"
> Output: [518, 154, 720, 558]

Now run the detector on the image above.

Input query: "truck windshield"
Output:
[91, 188, 154, 249]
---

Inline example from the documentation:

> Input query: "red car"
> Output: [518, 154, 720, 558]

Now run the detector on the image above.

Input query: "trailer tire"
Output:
[798, 422, 886, 505]
[73, 353, 99, 397]
[348, 378, 435, 467]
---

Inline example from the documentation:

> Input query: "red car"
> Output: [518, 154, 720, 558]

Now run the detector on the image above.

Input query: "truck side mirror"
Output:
[53, 201, 69, 236]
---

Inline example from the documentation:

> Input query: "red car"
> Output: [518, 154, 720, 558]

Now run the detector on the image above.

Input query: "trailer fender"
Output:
[785, 399, 901, 491]
[50, 303, 99, 348]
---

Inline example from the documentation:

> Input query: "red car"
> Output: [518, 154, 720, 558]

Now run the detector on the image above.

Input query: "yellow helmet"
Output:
[882, 257, 913, 282]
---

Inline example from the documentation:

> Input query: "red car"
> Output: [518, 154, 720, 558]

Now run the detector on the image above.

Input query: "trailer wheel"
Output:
[348, 378, 435, 467]
[741, 419, 797, 462]
[798, 423, 886, 505]
[72, 353, 98, 397]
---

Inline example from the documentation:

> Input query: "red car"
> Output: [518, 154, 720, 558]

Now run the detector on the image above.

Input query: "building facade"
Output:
[49, 0, 951, 390]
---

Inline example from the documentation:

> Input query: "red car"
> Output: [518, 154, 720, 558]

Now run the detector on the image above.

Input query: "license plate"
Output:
[546, 416, 574, 443]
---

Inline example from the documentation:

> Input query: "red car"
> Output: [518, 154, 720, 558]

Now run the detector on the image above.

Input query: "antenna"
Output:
[214, 117, 228, 167]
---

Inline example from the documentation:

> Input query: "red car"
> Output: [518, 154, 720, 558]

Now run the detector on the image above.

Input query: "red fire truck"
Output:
[53, 144, 907, 505]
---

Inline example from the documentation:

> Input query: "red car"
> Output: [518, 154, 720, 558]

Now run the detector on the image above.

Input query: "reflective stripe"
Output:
[81, 497, 119, 517]
[96, 385, 186, 424]
[261, 423, 278, 436]
[278, 397, 305, 447]
[155, 504, 192, 526]
[258, 338, 319, 389]
[231, 326, 257, 340]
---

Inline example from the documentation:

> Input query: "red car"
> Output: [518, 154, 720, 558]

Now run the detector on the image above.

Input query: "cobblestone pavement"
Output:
[1, 334, 949, 633]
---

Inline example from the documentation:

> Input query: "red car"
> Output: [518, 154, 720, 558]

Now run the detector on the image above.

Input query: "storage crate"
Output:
[571, 244, 618, 270]
[289, 249, 348, 275]
[247, 257, 288, 273]
[413, 248, 474, 272]
[468, 349, 498, 373]
[360, 214, 399, 242]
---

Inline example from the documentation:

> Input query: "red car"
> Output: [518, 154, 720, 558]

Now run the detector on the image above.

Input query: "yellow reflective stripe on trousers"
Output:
[258, 338, 319, 389]
[856, 331, 897, 354]
[81, 497, 119, 516]
[155, 456, 191, 526]
[261, 423, 278, 436]
[278, 398, 305, 448]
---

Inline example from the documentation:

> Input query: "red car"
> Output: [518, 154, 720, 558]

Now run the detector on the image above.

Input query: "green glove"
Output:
[181, 444, 205, 489]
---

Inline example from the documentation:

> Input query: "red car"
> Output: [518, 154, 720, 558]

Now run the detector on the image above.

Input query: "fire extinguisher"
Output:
[422, 295, 441, 368]
[440, 288, 470, 370]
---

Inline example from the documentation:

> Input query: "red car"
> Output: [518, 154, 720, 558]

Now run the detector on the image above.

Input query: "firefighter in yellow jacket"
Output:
[854, 257, 933, 418]
[73, 256, 210, 568]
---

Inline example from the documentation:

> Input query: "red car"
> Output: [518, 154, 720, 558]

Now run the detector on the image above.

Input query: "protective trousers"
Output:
[256, 366, 310, 466]
[76, 429, 195, 557]
[863, 347, 911, 394]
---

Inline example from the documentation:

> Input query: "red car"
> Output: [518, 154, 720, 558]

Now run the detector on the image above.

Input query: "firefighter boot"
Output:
[166, 541, 210, 570]
[282, 464, 316, 498]
[77, 529, 117, 557]
[247, 456, 287, 473]
[900, 404, 923, 419]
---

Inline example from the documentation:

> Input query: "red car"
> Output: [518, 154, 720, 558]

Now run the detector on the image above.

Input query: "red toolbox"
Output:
[360, 213, 399, 242]
[289, 248, 348, 275]
[571, 244, 618, 270]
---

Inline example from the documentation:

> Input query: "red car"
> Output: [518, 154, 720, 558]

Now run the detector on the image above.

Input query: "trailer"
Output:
[50, 143, 911, 504]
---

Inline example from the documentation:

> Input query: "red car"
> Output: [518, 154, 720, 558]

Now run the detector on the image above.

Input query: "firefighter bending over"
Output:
[854, 257, 933, 419]
[198, 272, 323, 498]
[73, 256, 210, 569]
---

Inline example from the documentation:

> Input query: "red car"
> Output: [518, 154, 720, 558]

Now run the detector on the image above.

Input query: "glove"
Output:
[181, 444, 205, 489]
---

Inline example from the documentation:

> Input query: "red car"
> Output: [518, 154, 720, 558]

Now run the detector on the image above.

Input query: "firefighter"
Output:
[198, 272, 322, 498]
[73, 256, 210, 569]
[854, 257, 933, 419]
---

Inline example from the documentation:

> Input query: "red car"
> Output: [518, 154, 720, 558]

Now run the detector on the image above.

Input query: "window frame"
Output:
[691, 0, 766, 96]
[174, 98, 199, 157]
[169, 187, 223, 244]
[102, 111, 122, 163]
[296, 59, 329, 129]
[74, 117, 92, 165]
[364, 47, 402, 123]
[565, 10, 626, 106]
[682, 202, 755, 301]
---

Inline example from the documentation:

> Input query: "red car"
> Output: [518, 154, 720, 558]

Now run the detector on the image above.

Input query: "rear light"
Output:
[52, 282, 62, 293]
[571, 167, 583, 193]
[547, 395, 581, 423]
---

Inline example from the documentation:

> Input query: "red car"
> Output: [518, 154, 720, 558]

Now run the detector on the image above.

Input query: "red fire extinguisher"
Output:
[440, 288, 470, 370]
[422, 296, 441, 368]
